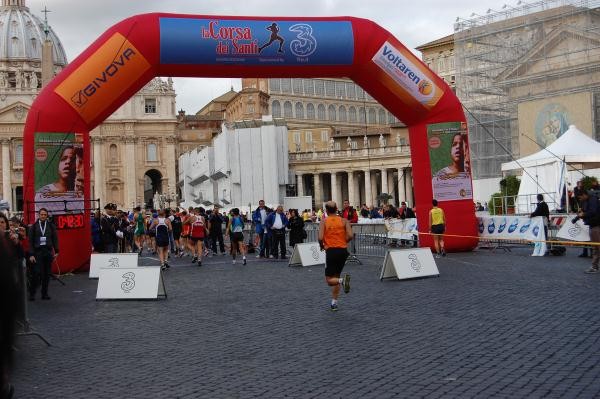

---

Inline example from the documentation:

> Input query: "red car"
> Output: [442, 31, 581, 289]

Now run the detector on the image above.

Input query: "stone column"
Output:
[296, 172, 304, 196]
[1, 139, 11, 208]
[398, 168, 406, 203]
[371, 170, 378, 206]
[388, 170, 396, 205]
[364, 169, 372, 207]
[381, 168, 388, 195]
[92, 137, 104, 202]
[331, 171, 339, 205]
[165, 136, 177, 201]
[348, 170, 356, 208]
[124, 136, 137, 207]
[405, 168, 413, 206]
[313, 173, 322, 209]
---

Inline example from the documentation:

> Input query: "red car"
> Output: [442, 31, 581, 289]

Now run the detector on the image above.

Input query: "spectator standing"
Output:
[577, 189, 600, 273]
[208, 207, 226, 256]
[266, 205, 289, 260]
[341, 200, 358, 223]
[27, 208, 58, 300]
[252, 200, 271, 258]
[530, 193, 550, 241]
[288, 209, 305, 248]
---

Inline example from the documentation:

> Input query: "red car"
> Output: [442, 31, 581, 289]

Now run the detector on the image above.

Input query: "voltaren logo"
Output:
[70, 48, 137, 108]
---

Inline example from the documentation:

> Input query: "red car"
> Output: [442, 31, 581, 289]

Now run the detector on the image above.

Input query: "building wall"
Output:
[518, 92, 593, 157]
[180, 118, 289, 210]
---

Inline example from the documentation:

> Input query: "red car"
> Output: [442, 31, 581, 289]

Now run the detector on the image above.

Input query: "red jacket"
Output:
[342, 207, 358, 223]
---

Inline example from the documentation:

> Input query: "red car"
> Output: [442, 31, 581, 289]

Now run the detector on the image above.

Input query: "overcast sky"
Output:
[26, 0, 507, 113]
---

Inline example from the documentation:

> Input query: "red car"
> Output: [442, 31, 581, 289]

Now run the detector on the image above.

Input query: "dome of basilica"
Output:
[0, 0, 67, 90]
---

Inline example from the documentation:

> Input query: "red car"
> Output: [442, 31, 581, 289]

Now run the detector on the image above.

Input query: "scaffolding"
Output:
[454, 0, 600, 179]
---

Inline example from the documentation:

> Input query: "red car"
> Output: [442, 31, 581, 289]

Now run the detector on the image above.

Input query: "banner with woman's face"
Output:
[34, 132, 85, 214]
[427, 122, 473, 201]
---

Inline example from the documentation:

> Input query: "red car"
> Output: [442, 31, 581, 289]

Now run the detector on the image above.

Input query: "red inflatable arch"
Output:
[23, 14, 478, 272]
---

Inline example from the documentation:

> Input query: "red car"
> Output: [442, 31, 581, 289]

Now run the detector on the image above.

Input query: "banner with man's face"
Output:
[34, 132, 85, 214]
[427, 122, 473, 201]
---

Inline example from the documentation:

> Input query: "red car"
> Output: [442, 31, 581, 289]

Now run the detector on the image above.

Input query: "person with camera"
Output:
[27, 208, 58, 301]
[576, 190, 600, 273]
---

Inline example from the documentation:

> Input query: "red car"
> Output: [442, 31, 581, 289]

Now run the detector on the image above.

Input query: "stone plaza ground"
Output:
[12, 246, 600, 398]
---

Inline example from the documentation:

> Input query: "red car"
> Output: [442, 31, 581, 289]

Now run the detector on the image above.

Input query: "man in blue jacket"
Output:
[252, 200, 272, 258]
[265, 205, 289, 260]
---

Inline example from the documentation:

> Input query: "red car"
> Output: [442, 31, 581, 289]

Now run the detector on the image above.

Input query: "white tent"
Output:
[501, 125, 600, 214]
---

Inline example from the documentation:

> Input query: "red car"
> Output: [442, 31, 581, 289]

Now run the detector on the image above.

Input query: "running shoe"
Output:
[330, 303, 338, 311]
[164, 262, 170, 269]
[198, 260, 202, 267]
[343, 273, 351, 294]
[191, 256, 197, 263]
[243, 257, 247, 265]
[161, 264, 166, 271]
[232, 259, 236, 264]
[585, 267, 599, 274]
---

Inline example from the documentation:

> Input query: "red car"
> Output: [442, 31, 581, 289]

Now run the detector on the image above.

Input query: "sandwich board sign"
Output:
[96, 267, 167, 300]
[289, 243, 326, 267]
[380, 248, 439, 281]
[89, 253, 138, 279]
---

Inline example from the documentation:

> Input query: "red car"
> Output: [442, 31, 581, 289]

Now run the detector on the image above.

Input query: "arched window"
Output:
[281, 78, 292, 93]
[349, 106, 357, 122]
[315, 80, 325, 96]
[328, 104, 336, 121]
[325, 80, 335, 97]
[359, 107, 366, 124]
[317, 104, 326, 120]
[307, 103, 315, 119]
[269, 78, 280, 92]
[283, 101, 293, 118]
[147, 143, 157, 162]
[272, 100, 281, 117]
[339, 106, 347, 122]
[368, 108, 376, 124]
[293, 79, 303, 94]
[346, 83, 356, 99]
[109, 144, 118, 164]
[303, 79, 314, 95]
[295, 102, 305, 119]
[111, 186, 120, 204]
[14, 144, 22, 164]
[335, 82, 345, 98]
[378, 109, 387, 124]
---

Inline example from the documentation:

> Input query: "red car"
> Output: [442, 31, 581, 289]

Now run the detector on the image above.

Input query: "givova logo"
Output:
[70, 48, 138, 108]
[55, 33, 151, 123]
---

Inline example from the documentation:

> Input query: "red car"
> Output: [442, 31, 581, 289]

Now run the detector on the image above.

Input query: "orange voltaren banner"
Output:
[55, 32, 151, 124]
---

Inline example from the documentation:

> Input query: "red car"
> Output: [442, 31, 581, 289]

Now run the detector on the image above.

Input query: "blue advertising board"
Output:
[160, 18, 354, 65]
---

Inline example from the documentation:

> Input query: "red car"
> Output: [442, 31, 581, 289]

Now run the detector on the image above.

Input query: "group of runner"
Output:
[94, 200, 354, 310]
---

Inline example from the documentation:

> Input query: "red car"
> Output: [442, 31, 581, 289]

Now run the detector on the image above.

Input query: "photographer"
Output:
[28, 208, 59, 300]
[576, 190, 600, 274]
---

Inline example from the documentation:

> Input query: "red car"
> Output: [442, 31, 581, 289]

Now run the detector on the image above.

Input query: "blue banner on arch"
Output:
[160, 18, 354, 66]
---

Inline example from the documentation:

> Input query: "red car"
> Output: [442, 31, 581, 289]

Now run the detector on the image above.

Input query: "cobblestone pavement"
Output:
[12, 246, 600, 398]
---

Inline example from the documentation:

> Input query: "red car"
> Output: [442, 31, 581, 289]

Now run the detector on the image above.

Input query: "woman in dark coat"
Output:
[288, 209, 305, 248]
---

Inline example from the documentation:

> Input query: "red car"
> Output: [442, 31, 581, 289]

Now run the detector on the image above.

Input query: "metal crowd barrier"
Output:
[221, 221, 417, 260]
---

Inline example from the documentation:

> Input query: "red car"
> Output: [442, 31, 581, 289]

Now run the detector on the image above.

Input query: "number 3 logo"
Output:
[310, 245, 320, 261]
[121, 272, 135, 293]
[289, 24, 317, 57]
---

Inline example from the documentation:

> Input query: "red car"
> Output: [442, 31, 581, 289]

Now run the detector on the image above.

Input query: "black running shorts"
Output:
[325, 248, 349, 277]
[431, 224, 445, 235]
[231, 232, 244, 243]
